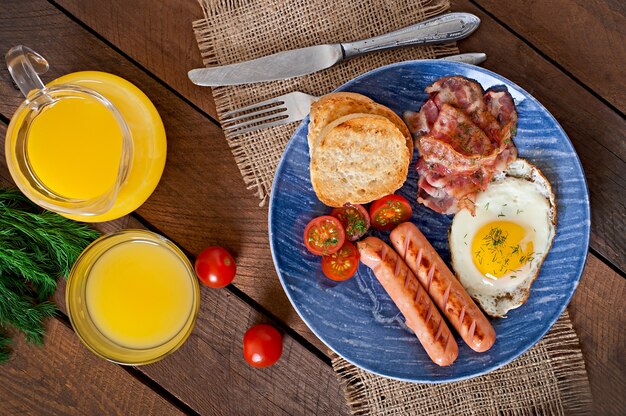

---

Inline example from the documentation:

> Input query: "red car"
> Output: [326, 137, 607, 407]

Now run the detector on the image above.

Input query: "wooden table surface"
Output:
[0, 1, 624, 414]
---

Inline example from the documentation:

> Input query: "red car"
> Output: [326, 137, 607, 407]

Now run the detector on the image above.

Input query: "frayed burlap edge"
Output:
[193, 0, 458, 206]
[331, 311, 592, 416]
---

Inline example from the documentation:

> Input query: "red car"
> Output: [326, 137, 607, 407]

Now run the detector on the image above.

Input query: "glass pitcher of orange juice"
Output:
[4, 46, 166, 222]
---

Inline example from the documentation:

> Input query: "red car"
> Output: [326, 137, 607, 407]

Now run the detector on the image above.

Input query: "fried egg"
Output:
[449, 159, 556, 317]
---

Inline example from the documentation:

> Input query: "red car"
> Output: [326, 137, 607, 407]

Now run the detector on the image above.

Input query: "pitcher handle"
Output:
[5, 45, 49, 99]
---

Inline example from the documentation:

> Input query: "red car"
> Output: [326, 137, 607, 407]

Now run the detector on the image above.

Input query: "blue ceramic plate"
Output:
[268, 61, 590, 383]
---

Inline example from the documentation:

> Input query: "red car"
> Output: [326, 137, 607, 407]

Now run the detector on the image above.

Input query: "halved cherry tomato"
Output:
[321, 241, 360, 281]
[330, 204, 370, 241]
[369, 194, 413, 231]
[195, 246, 237, 288]
[303, 216, 345, 256]
[243, 324, 283, 368]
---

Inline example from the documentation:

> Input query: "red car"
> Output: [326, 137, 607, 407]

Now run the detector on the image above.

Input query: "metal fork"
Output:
[221, 91, 317, 138]
[221, 53, 486, 138]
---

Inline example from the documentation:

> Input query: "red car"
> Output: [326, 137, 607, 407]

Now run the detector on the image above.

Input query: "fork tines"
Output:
[220, 91, 317, 138]
[221, 97, 289, 138]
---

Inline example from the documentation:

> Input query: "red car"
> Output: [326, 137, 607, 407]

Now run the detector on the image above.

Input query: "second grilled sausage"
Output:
[390, 222, 496, 352]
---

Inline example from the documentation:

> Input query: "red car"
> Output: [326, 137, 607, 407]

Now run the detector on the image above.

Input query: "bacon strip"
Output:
[406, 76, 519, 215]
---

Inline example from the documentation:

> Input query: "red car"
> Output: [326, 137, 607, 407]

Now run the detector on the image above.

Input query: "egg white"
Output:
[449, 160, 556, 317]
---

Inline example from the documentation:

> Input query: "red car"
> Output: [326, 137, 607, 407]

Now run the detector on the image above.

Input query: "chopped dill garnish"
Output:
[483, 227, 508, 248]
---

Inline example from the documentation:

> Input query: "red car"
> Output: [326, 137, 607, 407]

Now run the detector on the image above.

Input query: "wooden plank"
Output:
[473, 0, 626, 113]
[54, 0, 217, 118]
[49, 0, 626, 271]
[52, 275, 347, 416]
[449, 0, 626, 271]
[0, 320, 185, 416]
[568, 255, 626, 416]
[2, 135, 623, 416]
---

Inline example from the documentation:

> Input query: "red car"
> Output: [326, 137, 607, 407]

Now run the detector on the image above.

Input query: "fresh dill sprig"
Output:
[0, 188, 99, 363]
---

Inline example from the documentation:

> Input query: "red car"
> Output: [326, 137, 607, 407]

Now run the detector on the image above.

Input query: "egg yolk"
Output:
[471, 221, 534, 279]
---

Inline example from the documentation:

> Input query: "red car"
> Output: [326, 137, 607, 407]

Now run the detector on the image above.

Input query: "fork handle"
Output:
[341, 13, 480, 59]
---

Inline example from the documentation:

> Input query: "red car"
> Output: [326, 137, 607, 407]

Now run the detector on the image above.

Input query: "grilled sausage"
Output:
[357, 237, 458, 366]
[390, 222, 496, 352]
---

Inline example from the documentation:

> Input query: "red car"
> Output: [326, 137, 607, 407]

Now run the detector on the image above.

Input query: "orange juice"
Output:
[48, 72, 167, 222]
[86, 239, 195, 349]
[67, 230, 199, 364]
[6, 71, 166, 222]
[26, 96, 124, 200]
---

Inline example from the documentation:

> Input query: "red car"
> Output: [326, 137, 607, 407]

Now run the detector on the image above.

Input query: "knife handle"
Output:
[341, 13, 480, 59]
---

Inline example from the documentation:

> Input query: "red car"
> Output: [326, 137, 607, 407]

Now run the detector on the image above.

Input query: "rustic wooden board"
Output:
[473, 0, 626, 113]
[53, 0, 217, 118]
[1, 0, 624, 413]
[568, 255, 626, 416]
[48, 0, 626, 272]
[51, 279, 349, 416]
[0, 320, 185, 416]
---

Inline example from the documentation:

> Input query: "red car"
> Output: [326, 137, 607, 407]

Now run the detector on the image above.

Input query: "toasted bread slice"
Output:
[311, 116, 410, 206]
[308, 92, 412, 155]
[310, 113, 388, 159]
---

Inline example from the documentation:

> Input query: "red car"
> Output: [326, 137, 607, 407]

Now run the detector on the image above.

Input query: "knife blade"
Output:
[188, 13, 480, 87]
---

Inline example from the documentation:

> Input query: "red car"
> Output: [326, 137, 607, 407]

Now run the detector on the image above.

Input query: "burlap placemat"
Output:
[193, 0, 458, 205]
[192, 1, 592, 414]
[332, 311, 592, 415]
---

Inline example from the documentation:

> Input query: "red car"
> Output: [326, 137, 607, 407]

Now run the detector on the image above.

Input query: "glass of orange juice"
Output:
[66, 230, 200, 364]
[4, 45, 166, 222]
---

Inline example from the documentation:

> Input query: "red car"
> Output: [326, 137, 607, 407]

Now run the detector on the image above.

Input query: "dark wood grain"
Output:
[52, 277, 349, 416]
[49, 0, 626, 272]
[0, 320, 185, 416]
[568, 255, 626, 416]
[472, 0, 626, 113]
[53, 0, 217, 118]
[0, 0, 624, 414]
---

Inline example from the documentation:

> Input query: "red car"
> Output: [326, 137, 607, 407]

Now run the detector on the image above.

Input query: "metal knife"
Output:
[188, 12, 481, 87]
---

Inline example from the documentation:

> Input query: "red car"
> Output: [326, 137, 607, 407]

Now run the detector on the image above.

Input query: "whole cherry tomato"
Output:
[303, 215, 345, 256]
[369, 194, 413, 230]
[194, 246, 236, 288]
[243, 324, 283, 368]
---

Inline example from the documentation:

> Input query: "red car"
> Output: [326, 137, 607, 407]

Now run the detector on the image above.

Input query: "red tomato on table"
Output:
[194, 246, 236, 288]
[330, 204, 370, 241]
[321, 241, 360, 281]
[243, 324, 283, 368]
[303, 215, 345, 255]
[369, 194, 412, 230]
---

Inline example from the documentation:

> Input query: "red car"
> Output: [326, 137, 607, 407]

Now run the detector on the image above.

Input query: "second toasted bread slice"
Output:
[311, 116, 410, 207]
[308, 92, 412, 156]
[310, 113, 385, 160]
